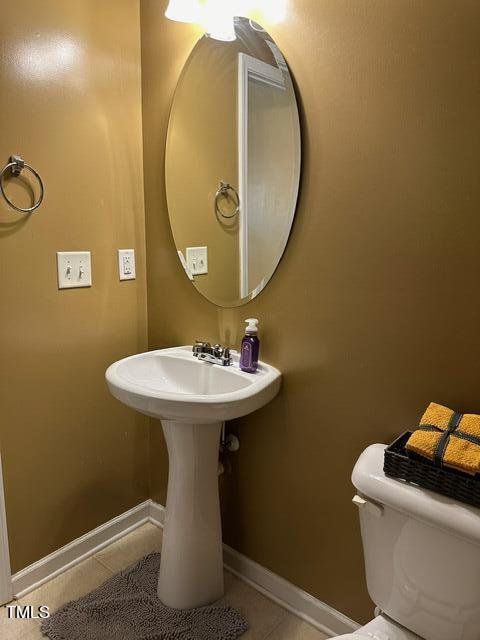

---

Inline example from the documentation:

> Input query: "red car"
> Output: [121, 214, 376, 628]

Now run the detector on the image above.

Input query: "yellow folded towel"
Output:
[406, 402, 480, 476]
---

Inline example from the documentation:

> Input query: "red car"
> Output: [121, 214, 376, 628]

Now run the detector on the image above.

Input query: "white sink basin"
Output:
[106, 346, 281, 609]
[106, 346, 281, 424]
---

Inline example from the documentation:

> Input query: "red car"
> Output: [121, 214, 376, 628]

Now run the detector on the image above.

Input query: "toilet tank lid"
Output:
[352, 444, 480, 546]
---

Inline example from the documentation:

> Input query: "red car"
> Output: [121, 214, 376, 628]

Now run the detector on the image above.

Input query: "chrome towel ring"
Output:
[0, 155, 44, 213]
[214, 181, 240, 219]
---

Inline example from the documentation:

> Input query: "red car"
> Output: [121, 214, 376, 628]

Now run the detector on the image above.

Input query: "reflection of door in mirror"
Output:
[238, 52, 298, 298]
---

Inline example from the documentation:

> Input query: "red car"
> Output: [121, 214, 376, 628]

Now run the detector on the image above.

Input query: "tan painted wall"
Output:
[142, 0, 480, 623]
[166, 36, 241, 305]
[0, 0, 149, 572]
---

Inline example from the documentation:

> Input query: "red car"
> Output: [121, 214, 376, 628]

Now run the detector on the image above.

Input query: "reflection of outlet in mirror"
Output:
[57, 252, 92, 289]
[118, 249, 136, 281]
[186, 246, 208, 275]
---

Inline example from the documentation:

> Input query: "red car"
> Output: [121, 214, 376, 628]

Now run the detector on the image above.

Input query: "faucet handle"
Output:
[193, 341, 211, 356]
[213, 344, 224, 357]
[222, 348, 232, 365]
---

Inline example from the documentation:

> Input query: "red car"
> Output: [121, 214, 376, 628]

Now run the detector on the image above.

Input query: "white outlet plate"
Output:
[186, 246, 208, 275]
[118, 249, 136, 281]
[57, 252, 92, 289]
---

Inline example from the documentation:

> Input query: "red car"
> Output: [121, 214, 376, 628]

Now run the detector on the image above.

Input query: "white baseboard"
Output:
[12, 500, 153, 598]
[148, 500, 166, 527]
[12, 499, 359, 636]
[223, 545, 359, 637]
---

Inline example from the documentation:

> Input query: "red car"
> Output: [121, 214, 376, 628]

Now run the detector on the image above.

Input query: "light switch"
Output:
[118, 249, 136, 281]
[57, 252, 92, 289]
[186, 246, 208, 275]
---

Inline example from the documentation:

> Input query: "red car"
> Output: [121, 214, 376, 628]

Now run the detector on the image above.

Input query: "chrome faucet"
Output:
[193, 341, 232, 366]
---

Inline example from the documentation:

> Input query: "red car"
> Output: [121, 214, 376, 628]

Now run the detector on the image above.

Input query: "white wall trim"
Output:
[238, 51, 249, 299]
[12, 500, 152, 598]
[223, 544, 359, 637]
[0, 451, 13, 605]
[148, 500, 166, 527]
[237, 53, 286, 299]
[11, 499, 359, 636]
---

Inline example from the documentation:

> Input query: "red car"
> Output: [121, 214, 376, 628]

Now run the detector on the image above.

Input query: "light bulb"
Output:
[202, 0, 236, 41]
[165, 0, 202, 24]
[165, 0, 287, 40]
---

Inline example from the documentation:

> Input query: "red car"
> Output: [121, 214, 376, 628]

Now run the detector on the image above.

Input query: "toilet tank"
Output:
[352, 444, 480, 640]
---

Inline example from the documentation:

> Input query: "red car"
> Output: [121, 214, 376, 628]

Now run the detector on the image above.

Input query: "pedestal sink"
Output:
[105, 346, 281, 609]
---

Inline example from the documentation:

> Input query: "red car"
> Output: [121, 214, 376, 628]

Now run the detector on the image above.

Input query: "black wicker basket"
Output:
[384, 431, 480, 509]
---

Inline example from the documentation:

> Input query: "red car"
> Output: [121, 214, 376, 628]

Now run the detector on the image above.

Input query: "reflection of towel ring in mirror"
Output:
[0, 155, 44, 213]
[214, 181, 240, 219]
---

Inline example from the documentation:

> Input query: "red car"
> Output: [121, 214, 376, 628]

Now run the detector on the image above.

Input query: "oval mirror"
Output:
[166, 17, 301, 307]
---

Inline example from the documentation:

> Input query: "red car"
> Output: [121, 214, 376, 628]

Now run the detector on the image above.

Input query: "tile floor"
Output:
[1, 523, 330, 640]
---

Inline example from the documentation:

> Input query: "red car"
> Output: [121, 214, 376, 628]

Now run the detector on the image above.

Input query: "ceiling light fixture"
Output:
[164, 0, 202, 24]
[202, 0, 236, 42]
[164, 0, 287, 41]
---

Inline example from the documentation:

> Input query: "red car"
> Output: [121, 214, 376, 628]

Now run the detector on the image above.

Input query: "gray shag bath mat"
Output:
[41, 552, 248, 640]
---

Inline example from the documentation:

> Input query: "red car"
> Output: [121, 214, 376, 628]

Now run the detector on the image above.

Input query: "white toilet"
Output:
[334, 443, 480, 640]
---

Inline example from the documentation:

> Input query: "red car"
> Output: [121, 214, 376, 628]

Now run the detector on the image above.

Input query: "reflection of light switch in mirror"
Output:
[177, 250, 194, 280]
[186, 246, 208, 275]
[118, 249, 136, 280]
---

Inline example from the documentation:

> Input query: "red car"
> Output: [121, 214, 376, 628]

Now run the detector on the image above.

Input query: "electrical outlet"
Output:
[186, 246, 208, 275]
[57, 252, 92, 289]
[118, 249, 136, 281]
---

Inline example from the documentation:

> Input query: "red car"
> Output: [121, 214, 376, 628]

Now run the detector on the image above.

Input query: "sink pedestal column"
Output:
[158, 420, 224, 609]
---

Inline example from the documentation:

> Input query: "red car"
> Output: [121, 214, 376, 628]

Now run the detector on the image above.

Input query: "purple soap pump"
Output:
[240, 318, 260, 373]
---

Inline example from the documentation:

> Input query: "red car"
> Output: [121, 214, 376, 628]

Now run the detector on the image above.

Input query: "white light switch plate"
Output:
[118, 249, 136, 280]
[186, 246, 208, 275]
[57, 252, 92, 289]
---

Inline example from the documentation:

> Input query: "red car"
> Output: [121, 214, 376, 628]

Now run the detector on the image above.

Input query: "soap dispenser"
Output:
[240, 318, 260, 373]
